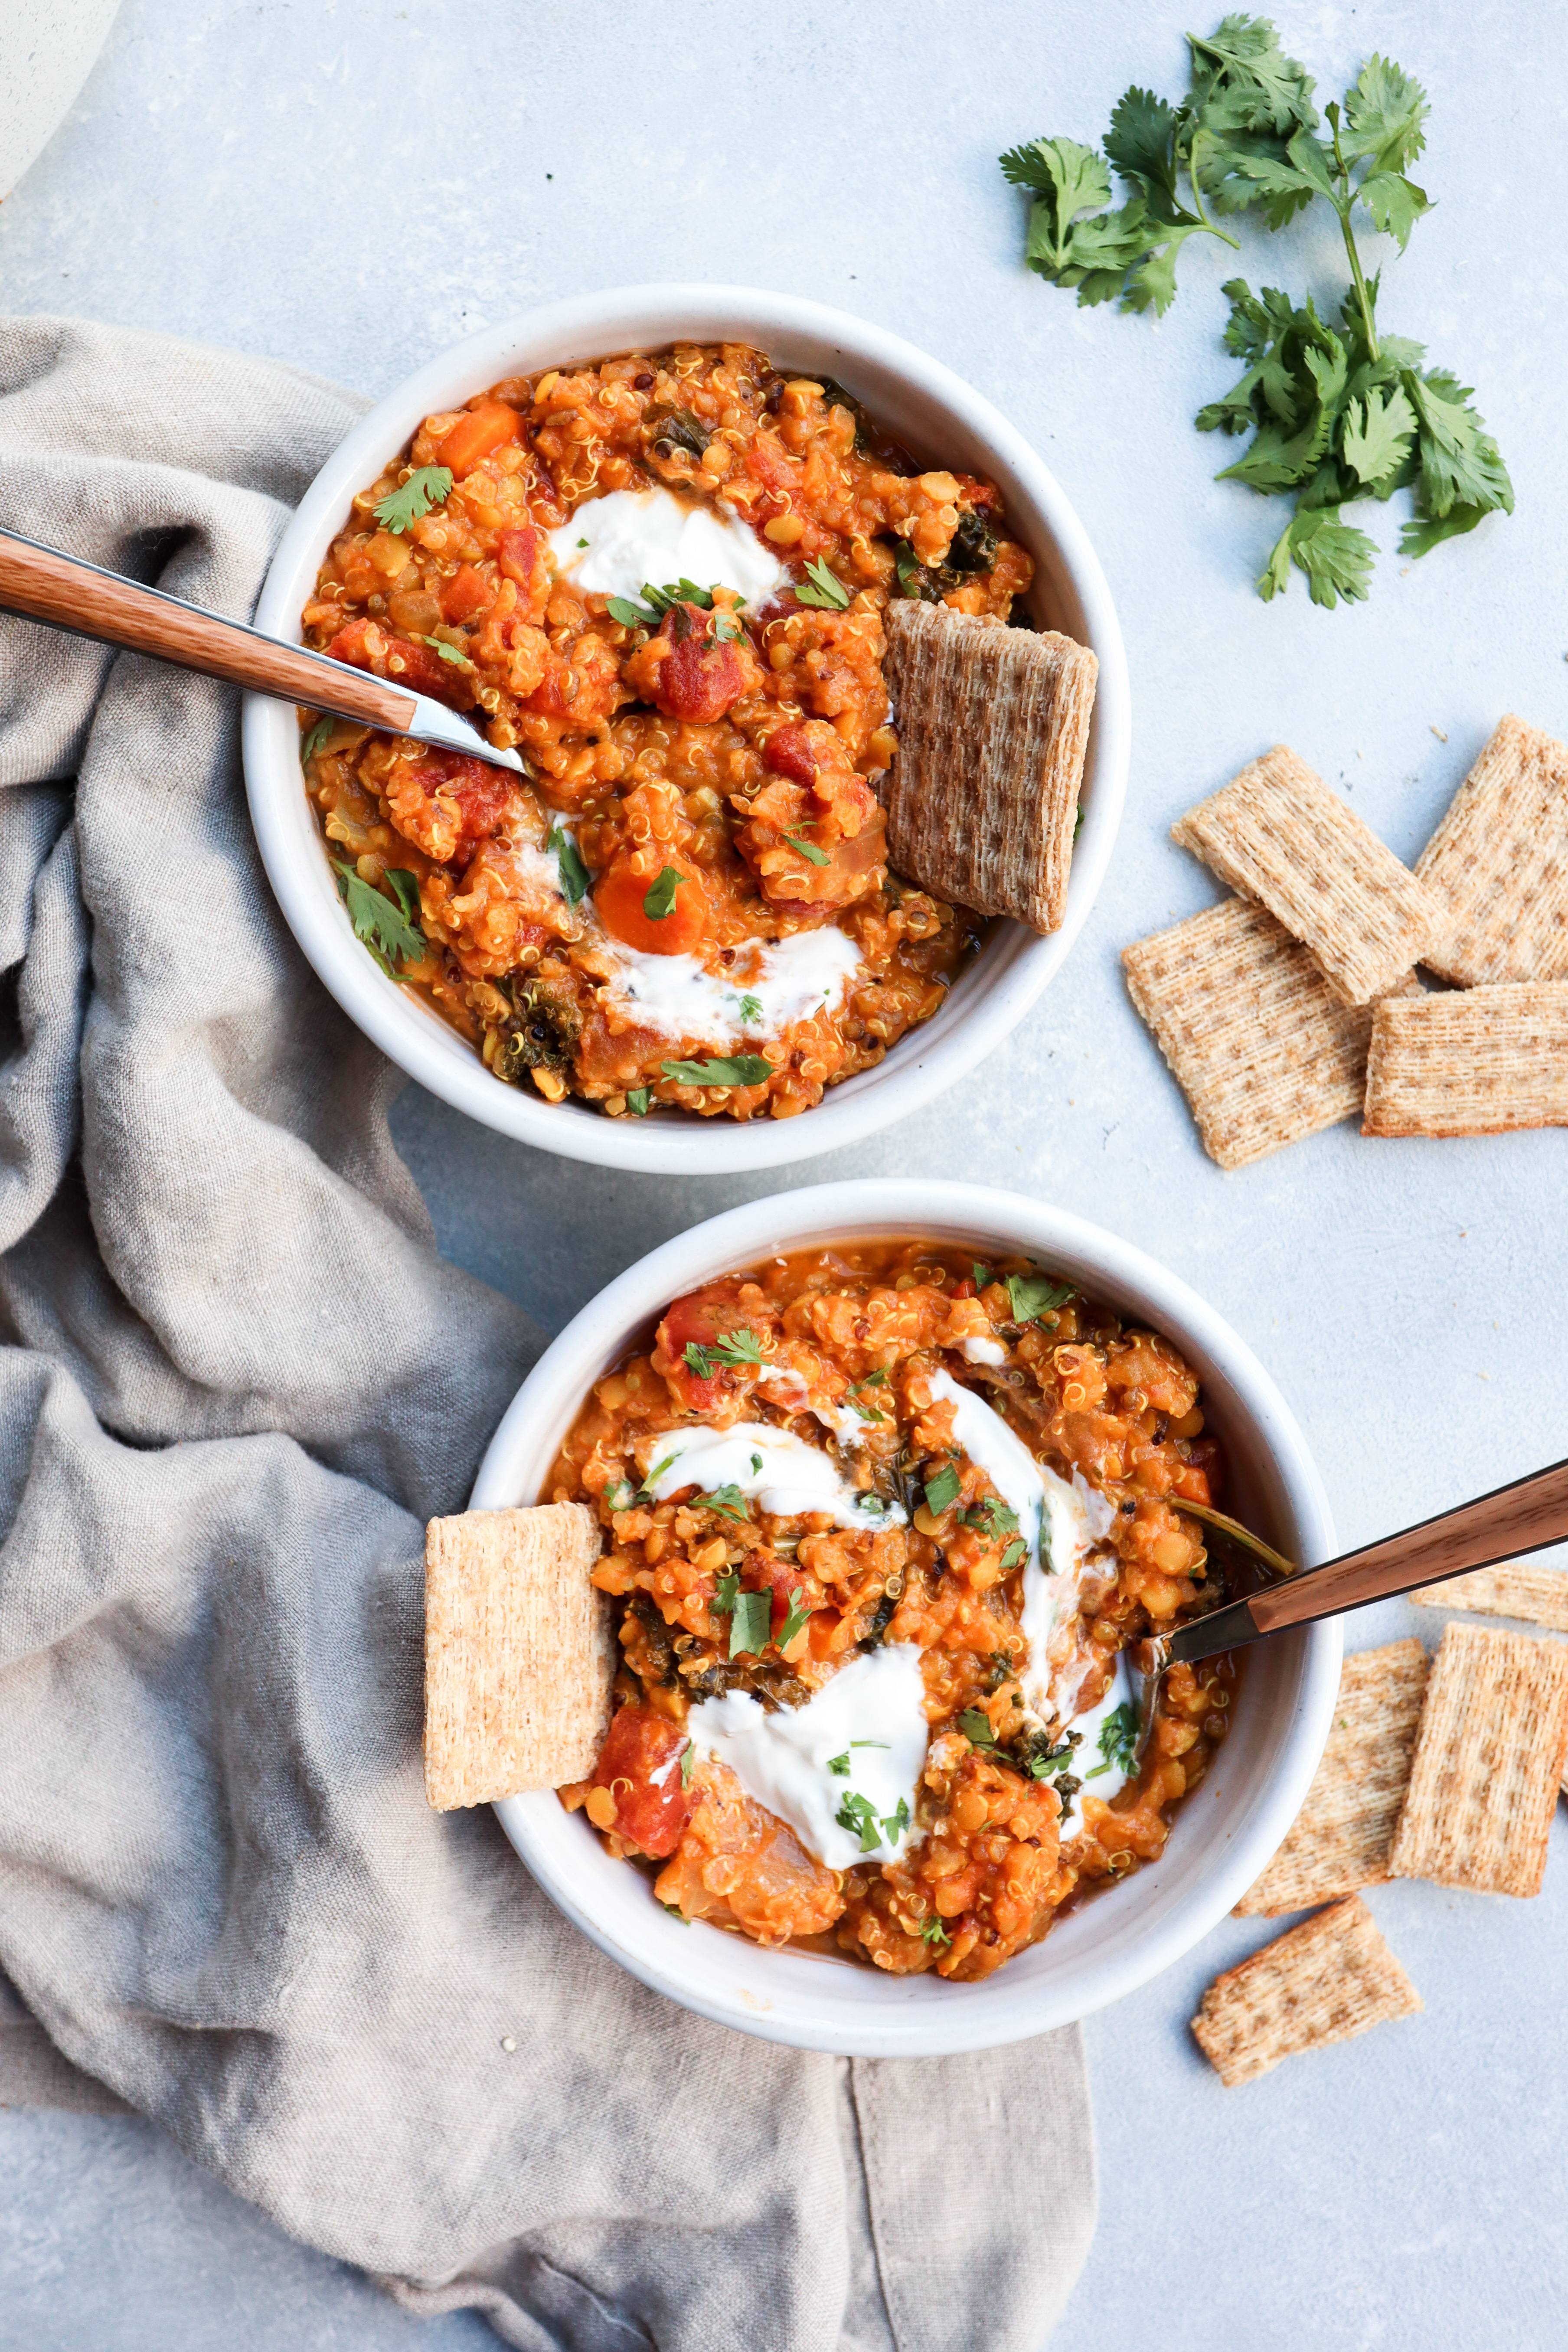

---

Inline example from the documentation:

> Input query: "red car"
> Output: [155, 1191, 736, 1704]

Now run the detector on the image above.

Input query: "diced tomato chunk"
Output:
[497, 526, 552, 624]
[762, 722, 819, 785]
[591, 1706, 693, 1857]
[654, 1284, 774, 1411]
[441, 564, 493, 624]
[624, 604, 758, 724]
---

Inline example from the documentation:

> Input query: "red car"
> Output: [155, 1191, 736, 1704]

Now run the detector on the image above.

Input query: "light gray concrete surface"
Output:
[3, 1, 1567, 2345]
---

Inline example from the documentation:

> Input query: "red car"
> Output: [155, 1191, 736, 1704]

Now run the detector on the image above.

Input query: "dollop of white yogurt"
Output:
[600, 927, 862, 1047]
[547, 486, 790, 608]
[641, 1421, 905, 1532]
[688, 1646, 928, 1869]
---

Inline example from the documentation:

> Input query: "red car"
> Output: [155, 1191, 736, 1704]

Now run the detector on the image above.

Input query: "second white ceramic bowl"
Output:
[242, 285, 1130, 1174]
[475, 1179, 1339, 2056]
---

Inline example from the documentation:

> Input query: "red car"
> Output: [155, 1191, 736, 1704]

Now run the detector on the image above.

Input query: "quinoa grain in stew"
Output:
[298, 346, 1042, 1122]
[547, 1240, 1247, 1980]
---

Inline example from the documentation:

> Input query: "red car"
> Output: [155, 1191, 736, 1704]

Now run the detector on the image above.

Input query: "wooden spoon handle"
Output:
[0, 529, 417, 735]
[1253, 1455, 1568, 1632]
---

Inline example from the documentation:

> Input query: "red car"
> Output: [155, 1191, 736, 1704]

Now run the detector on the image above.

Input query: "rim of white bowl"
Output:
[242, 284, 1131, 1174]
[474, 1179, 1340, 2055]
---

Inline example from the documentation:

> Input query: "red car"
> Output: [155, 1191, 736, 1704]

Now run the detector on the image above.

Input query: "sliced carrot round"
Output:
[594, 855, 709, 956]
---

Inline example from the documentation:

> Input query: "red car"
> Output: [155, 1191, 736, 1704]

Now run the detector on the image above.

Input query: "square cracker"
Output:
[1387, 1622, 1568, 1897]
[1172, 745, 1440, 1006]
[424, 1501, 614, 1810]
[1362, 981, 1568, 1137]
[882, 600, 1097, 934]
[1122, 897, 1393, 1169]
[1408, 1562, 1568, 1634]
[1415, 715, 1568, 985]
[1192, 1896, 1421, 2088]
[1235, 1641, 1430, 1917]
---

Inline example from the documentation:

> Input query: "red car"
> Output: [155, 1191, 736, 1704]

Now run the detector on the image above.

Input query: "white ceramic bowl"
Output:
[475, 1179, 1339, 2056]
[243, 285, 1131, 1174]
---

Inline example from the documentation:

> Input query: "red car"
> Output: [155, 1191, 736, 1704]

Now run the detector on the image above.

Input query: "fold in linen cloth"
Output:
[0, 317, 1097, 2350]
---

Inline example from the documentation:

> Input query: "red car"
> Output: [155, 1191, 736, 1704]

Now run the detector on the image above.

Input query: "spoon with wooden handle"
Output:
[0, 528, 523, 773]
[1151, 1453, 1568, 1670]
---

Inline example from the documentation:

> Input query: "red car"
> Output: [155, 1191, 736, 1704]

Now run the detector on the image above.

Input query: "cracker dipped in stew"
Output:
[298, 344, 1039, 1124]
[548, 1240, 1245, 1980]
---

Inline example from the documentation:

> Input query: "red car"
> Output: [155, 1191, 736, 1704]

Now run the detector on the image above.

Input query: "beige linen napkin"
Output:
[0, 316, 1096, 2351]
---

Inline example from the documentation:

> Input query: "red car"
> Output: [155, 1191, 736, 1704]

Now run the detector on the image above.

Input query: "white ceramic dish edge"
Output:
[242, 284, 1131, 1174]
[475, 1179, 1339, 2056]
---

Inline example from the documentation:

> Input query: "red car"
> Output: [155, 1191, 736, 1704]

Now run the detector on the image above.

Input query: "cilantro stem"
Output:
[1183, 129, 1241, 250]
[1327, 105, 1379, 364]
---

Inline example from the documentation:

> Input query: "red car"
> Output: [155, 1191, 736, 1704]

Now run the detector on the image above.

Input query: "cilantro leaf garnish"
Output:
[604, 1478, 636, 1513]
[959, 1707, 998, 1752]
[1000, 1538, 1028, 1570]
[836, 1792, 883, 1852]
[421, 634, 474, 670]
[332, 862, 425, 974]
[300, 715, 335, 763]
[728, 1589, 771, 1658]
[712, 1567, 740, 1616]
[736, 992, 763, 1022]
[828, 1752, 852, 1777]
[1003, 24, 1511, 601]
[784, 831, 831, 867]
[776, 1591, 813, 1649]
[546, 823, 590, 905]
[698, 1483, 750, 1522]
[661, 1055, 772, 1088]
[643, 866, 683, 920]
[626, 1088, 651, 1116]
[792, 555, 851, 610]
[374, 465, 453, 535]
[606, 595, 657, 628]
[1007, 1273, 1075, 1325]
[882, 1797, 910, 1842]
[683, 1328, 768, 1378]
[964, 1495, 1020, 1541]
[972, 1263, 993, 1291]
[384, 869, 421, 925]
[924, 1461, 963, 1516]
[920, 1916, 952, 1950]
[1086, 1700, 1142, 1779]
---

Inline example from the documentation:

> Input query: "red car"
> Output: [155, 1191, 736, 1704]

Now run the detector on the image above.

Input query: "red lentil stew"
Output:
[547, 1239, 1248, 1980]
[298, 345, 1044, 1123]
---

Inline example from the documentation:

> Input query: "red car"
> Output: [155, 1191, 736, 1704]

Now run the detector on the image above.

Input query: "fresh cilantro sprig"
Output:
[1007, 1273, 1075, 1326]
[1003, 21, 1512, 601]
[300, 715, 335, 763]
[784, 830, 831, 867]
[643, 866, 683, 921]
[924, 1460, 963, 1516]
[683, 1328, 770, 1378]
[606, 578, 725, 629]
[919, 1916, 952, 1950]
[546, 823, 590, 906]
[1086, 1700, 1142, 1779]
[697, 1483, 751, 1522]
[374, 465, 453, 535]
[332, 862, 425, 974]
[792, 556, 851, 610]
[776, 1591, 813, 1650]
[835, 1790, 910, 1854]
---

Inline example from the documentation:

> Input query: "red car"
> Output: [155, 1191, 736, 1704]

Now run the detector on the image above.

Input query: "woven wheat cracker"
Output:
[1192, 1897, 1421, 2088]
[883, 600, 1097, 933]
[1173, 745, 1438, 1006]
[1235, 1641, 1429, 1916]
[1416, 715, 1568, 984]
[1387, 1622, 1568, 1897]
[1408, 1562, 1568, 1633]
[1123, 898, 1394, 1168]
[424, 1502, 613, 1810]
[1363, 982, 1568, 1137]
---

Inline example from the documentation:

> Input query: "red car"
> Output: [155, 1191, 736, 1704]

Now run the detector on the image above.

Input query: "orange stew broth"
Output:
[298, 345, 1038, 1122]
[548, 1240, 1245, 1982]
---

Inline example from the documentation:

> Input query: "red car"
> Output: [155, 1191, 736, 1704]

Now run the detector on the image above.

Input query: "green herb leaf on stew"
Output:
[894, 542, 925, 597]
[332, 862, 425, 974]
[750, 1452, 764, 1474]
[643, 866, 683, 921]
[882, 1797, 911, 1842]
[1007, 1272, 1076, 1325]
[828, 1751, 852, 1777]
[728, 1589, 771, 1658]
[421, 634, 474, 670]
[626, 1087, 651, 1117]
[712, 612, 743, 643]
[576, 536, 589, 549]
[546, 823, 591, 905]
[699, 1484, 751, 1522]
[776, 1592, 813, 1649]
[736, 992, 764, 1022]
[659, 1900, 691, 1924]
[1001, 1537, 1028, 1569]
[604, 1478, 636, 1513]
[661, 1055, 773, 1088]
[920, 1916, 952, 1949]
[972, 1262, 993, 1291]
[959, 1706, 999, 1752]
[384, 868, 421, 925]
[300, 715, 336, 763]
[784, 831, 831, 867]
[835, 1792, 884, 1852]
[680, 1741, 695, 1787]
[713, 1327, 769, 1366]
[964, 1495, 1020, 1541]
[606, 595, 658, 629]
[924, 1461, 963, 1516]
[1086, 1699, 1141, 1778]
[793, 555, 852, 610]
[374, 464, 454, 535]
[712, 1568, 740, 1616]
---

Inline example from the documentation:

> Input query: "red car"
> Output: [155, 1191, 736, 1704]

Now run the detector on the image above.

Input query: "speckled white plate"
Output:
[475, 1180, 1339, 2055]
[242, 285, 1131, 1173]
